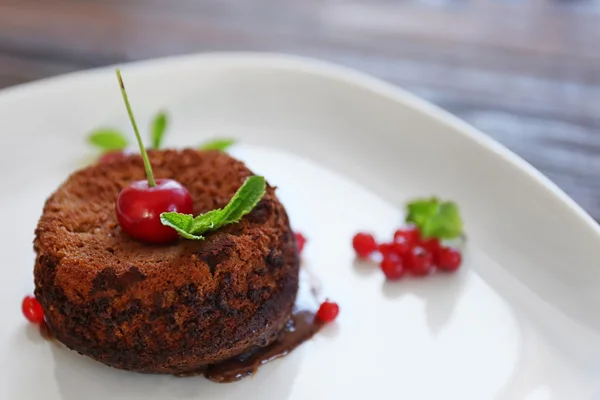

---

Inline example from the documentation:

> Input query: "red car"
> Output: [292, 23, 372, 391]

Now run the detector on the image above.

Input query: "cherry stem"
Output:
[115, 69, 156, 187]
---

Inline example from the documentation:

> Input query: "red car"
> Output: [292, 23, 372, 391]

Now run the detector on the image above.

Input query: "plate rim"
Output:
[1, 51, 598, 240]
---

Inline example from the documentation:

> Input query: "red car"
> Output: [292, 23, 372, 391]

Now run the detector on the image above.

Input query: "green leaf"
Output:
[151, 111, 168, 149]
[159, 213, 204, 240]
[190, 209, 222, 233]
[406, 198, 439, 227]
[199, 138, 236, 152]
[406, 198, 463, 240]
[88, 129, 128, 151]
[160, 176, 266, 240]
[217, 176, 266, 225]
[421, 201, 463, 239]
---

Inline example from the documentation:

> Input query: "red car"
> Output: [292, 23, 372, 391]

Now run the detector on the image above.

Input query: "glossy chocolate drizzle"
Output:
[201, 309, 323, 382]
[39, 320, 54, 340]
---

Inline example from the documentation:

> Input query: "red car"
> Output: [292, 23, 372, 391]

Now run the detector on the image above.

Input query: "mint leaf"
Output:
[88, 129, 128, 151]
[406, 198, 439, 227]
[218, 176, 266, 224]
[421, 201, 462, 239]
[199, 138, 236, 152]
[406, 198, 463, 239]
[160, 176, 266, 240]
[151, 111, 168, 149]
[159, 213, 202, 240]
[190, 209, 222, 233]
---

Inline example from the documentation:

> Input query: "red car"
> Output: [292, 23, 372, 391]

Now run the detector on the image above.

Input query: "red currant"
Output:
[316, 300, 339, 323]
[22, 295, 44, 324]
[394, 227, 420, 248]
[116, 178, 194, 244]
[295, 232, 307, 253]
[420, 237, 441, 258]
[437, 247, 462, 272]
[378, 242, 395, 258]
[406, 246, 434, 276]
[392, 237, 411, 256]
[352, 232, 377, 258]
[380, 254, 406, 280]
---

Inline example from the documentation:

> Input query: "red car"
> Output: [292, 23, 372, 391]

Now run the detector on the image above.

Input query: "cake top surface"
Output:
[34, 149, 288, 299]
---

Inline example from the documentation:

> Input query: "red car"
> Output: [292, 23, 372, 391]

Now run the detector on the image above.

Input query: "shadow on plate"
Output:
[381, 271, 467, 335]
[352, 258, 379, 277]
[51, 340, 303, 400]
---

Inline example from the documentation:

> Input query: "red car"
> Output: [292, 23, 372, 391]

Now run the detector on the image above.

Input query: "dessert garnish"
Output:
[89, 111, 168, 163]
[294, 232, 307, 253]
[405, 197, 462, 240]
[436, 247, 462, 272]
[352, 232, 378, 258]
[352, 197, 464, 280]
[316, 300, 340, 323]
[114, 69, 194, 243]
[88, 128, 130, 152]
[21, 295, 44, 324]
[89, 110, 236, 163]
[160, 175, 266, 240]
[380, 252, 407, 280]
[199, 138, 237, 151]
[150, 111, 168, 150]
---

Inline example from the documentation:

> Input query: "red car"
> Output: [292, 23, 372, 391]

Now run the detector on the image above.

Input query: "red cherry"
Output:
[113, 71, 193, 245]
[405, 246, 434, 276]
[116, 178, 194, 244]
[316, 300, 339, 323]
[380, 254, 406, 280]
[295, 232, 307, 253]
[394, 227, 420, 247]
[22, 295, 44, 324]
[352, 232, 377, 258]
[437, 247, 462, 272]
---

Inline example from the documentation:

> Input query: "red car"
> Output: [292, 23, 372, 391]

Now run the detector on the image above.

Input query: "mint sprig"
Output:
[88, 113, 237, 155]
[160, 176, 266, 240]
[151, 111, 168, 149]
[88, 111, 168, 153]
[199, 138, 236, 152]
[406, 198, 463, 239]
[88, 129, 129, 151]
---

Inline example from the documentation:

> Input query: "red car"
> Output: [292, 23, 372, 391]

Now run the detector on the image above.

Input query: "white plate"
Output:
[1, 53, 599, 400]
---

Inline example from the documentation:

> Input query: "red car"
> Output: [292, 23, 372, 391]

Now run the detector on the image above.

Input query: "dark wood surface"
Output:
[1, 0, 599, 219]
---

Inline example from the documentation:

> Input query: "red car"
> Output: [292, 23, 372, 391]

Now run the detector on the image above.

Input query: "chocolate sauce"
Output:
[203, 309, 323, 383]
[39, 320, 54, 340]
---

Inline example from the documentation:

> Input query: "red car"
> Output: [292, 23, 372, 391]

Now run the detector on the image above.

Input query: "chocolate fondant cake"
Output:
[33, 149, 299, 374]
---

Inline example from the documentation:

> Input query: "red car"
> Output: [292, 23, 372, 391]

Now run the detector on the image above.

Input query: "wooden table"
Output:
[1, 0, 599, 219]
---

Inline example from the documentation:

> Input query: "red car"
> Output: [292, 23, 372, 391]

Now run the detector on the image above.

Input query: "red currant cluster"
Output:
[352, 227, 462, 280]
